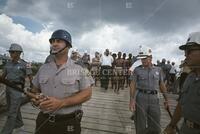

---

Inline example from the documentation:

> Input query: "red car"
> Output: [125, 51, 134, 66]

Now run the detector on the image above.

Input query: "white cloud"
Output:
[0, 14, 52, 62]
[76, 24, 147, 54]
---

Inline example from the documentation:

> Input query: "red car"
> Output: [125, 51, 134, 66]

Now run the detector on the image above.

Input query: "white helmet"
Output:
[179, 32, 200, 50]
[137, 45, 152, 59]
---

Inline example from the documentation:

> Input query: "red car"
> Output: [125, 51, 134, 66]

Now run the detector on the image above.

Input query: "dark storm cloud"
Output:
[3, 0, 200, 35]
[50, 0, 200, 35]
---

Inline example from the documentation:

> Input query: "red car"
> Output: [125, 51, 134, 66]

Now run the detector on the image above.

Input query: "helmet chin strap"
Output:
[50, 45, 67, 55]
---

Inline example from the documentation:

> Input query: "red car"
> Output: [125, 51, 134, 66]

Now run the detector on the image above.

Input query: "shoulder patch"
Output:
[155, 71, 159, 75]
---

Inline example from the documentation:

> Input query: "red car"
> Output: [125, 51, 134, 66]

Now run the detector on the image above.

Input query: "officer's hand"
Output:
[39, 97, 64, 112]
[129, 99, 136, 112]
[30, 93, 46, 107]
[31, 98, 40, 107]
[163, 124, 176, 134]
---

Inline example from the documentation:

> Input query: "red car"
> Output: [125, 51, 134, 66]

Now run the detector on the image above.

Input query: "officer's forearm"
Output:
[130, 81, 136, 100]
[160, 82, 168, 101]
[169, 102, 182, 128]
[162, 92, 168, 101]
[61, 87, 92, 108]
[28, 75, 33, 87]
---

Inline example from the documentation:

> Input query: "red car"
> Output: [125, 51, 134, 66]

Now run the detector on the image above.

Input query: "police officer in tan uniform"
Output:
[31, 29, 94, 134]
[164, 32, 200, 134]
[129, 46, 169, 134]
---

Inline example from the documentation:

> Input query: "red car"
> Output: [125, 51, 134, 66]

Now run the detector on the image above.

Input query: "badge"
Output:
[155, 71, 159, 75]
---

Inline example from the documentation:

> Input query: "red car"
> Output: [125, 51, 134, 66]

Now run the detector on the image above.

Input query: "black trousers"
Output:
[100, 65, 112, 89]
[35, 112, 82, 134]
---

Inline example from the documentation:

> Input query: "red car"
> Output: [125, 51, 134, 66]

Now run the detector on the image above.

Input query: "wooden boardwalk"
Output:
[0, 85, 179, 134]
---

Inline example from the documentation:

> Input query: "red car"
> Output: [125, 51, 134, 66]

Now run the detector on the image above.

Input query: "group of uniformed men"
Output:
[0, 29, 200, 134]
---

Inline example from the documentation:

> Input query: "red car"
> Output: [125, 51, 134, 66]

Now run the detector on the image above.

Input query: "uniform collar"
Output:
[18, 59, 24, 63]
[50, 57, 73, 69]
[142, 64, 156, 69]
[10, 58, 22, 64]
[63, 57, 73, 68]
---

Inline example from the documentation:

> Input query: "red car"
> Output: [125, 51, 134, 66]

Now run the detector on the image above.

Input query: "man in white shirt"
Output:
[100, 49, 113, 90]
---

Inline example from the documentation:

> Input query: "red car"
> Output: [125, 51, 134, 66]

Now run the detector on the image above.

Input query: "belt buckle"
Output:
[186, 120, 194, 128]
[49, 114, 56, 123]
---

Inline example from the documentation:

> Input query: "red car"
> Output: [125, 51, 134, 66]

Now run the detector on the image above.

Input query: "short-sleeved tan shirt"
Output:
[32, 58, 94, 114]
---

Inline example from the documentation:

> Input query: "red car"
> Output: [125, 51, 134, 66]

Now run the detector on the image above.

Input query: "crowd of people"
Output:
[64, 47, 179, 95]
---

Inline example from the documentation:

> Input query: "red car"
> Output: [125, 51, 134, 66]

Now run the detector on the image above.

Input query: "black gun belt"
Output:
[138, 89, 158, 94]
[40, 110, 83, 123]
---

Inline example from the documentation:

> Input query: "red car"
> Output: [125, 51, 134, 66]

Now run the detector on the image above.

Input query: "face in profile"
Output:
[50, 39, 69, 54]
[185, 46, 200, 67]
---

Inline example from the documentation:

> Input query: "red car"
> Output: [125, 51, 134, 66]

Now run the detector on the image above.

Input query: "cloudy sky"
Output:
[1, 0, 200, 64]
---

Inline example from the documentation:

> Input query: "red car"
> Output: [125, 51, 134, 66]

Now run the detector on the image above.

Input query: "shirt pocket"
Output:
[137, 73, 148, 87]
[39, 77, 49, 91]
[153, 74, 160, 85]
[138, 73, 147, 80]
[180, 86, 189, 104]
[61, 78, 80, 96]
